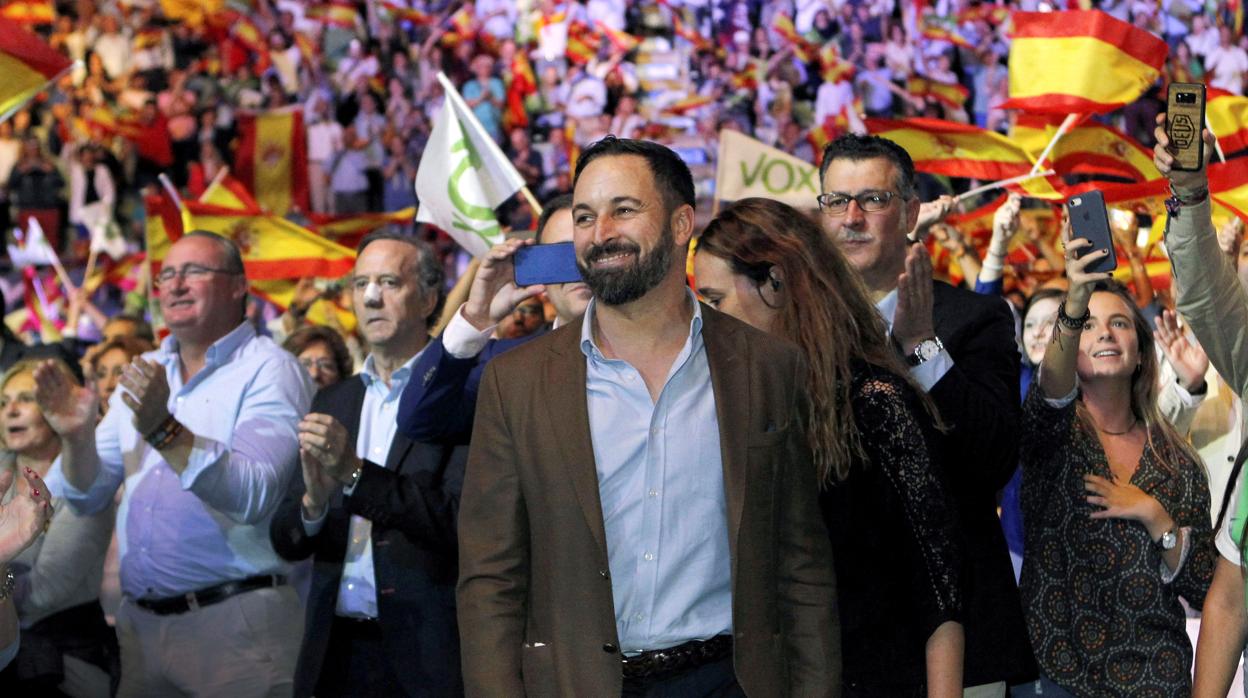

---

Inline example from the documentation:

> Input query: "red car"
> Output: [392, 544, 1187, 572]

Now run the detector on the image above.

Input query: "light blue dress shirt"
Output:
[54, 322, 312, 600]
[302, 350, 423, 619]
[579, 292, 733, 654]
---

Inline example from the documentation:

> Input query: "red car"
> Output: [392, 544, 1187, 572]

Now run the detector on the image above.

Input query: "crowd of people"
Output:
[0, 0, 1247, 697]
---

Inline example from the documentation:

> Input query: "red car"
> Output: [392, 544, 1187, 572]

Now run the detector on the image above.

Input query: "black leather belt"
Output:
[621, 634, 733, 680]
[135, 575, 286, 615]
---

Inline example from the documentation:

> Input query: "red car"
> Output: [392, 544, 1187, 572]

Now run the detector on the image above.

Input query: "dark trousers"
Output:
[314, 617, 404, 697]
[621, 656, 744, 698]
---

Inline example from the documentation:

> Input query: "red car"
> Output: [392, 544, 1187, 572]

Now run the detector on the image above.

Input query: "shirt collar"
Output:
[360, 340, 428, 388]
[158, 321, 256, 367]
[579, 288, 704, 361]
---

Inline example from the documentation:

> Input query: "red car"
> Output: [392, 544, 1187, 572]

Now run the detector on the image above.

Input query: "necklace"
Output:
[1096, 419, 1139, 436]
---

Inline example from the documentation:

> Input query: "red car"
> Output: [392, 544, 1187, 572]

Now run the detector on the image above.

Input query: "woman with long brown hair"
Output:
[1021, 228, 1215, 696]
[694, 197, 965, 697]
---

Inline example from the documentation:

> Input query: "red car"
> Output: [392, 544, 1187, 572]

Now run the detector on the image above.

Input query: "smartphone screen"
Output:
[514, 242, 583, 286]
[1068, 190, 1118, 274]
[1166, 82, 1206, 172]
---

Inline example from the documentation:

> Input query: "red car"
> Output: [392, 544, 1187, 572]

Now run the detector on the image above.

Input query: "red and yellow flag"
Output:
[1, 0, 53, 25]
[566, 21, 599, 64]
[907, 76, 969, 111]
[958, 5, 1010, 25]
[1207, 87, 1248, 156]
[771, 13, 817, 62]
[0, 18, 70, 120]
[381, 1, 433, 25]
[1010, 115, 1159, 181]
[672, 13, 712, 52]
[866, 117, 1036, 180]
[664, 95, 715, 115]
[819, 45, 855, 84]
[1000, 10, 1167, 114]
[1211, 161, 1248, 220]
[595, 20, 639, 53]
[200, 172, 263, 211]
[921, 18, 974, 49]
[307, 207, 416, 250]
[306, 2, 358, 27]
[234, 108, 309, 216]
[83, 108, 174, 166]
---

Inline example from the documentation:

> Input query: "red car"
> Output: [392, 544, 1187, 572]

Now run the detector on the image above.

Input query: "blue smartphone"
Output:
[514, 242, 583, 286]
[1067, 190, 1118, 275]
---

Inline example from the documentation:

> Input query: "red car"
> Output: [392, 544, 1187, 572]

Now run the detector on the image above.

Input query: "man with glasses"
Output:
[819, 135, 1035, 698]
[32, 231, 313, 697]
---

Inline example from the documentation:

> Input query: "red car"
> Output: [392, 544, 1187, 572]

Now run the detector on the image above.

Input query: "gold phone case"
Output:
[1167, 83, 1205, 171]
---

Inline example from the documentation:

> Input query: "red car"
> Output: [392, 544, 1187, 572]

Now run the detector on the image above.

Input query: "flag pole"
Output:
[954, 169, 1056, 203]
[158, 173, 193, 233]
[201, 165, 232, 202]
[17, 218, 77, 295]
[435, 71, 543, 217]
[1206, 117, 1227, 164]
[1029, 113, 1079, 175]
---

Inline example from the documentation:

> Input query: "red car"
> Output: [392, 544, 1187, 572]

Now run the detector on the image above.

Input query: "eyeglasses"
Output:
[299, 358, 339, 374]
[156, 263, 240, 286]
[816, 190, 900, 215]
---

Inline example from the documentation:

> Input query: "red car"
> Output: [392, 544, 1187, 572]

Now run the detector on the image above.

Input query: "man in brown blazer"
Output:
[457, 137, 840, 697]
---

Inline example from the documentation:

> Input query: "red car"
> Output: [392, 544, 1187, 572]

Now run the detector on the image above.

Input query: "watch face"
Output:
[918, 339, 940, 361]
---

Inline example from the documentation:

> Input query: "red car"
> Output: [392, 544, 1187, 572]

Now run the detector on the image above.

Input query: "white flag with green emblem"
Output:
[415, 74, 525, 257]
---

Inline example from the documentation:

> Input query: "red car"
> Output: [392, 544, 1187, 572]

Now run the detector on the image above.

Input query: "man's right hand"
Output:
[1153, 112, 1215, 197]
[32, 360, 98, 442]
[462, 238, 547, 331]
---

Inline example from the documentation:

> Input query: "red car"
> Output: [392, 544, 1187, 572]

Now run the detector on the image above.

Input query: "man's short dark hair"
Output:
[819, 134, 918, 200]
[573, 136, 696, 214]
[535, 194, 574, 243]
[356, 230, 446, 324]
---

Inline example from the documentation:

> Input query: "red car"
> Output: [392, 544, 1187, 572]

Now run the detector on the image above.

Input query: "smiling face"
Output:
[158, 236, 247, 344]
[572, 154, 688, 307]
[351, 239, 437, 351]
[1022, 296, 1061, 366]
[1075, 291, 1141, 383]
[693, 252, 780, 333]
[820, 157, 919, 294]
[1, 371, 56, 457]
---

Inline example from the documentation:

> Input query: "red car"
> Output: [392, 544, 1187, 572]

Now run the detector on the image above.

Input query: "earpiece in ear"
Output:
[768, 271, 782, 291]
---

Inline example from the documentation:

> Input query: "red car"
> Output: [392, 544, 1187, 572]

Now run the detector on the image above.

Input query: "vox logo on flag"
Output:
[446, 134, 503, 246]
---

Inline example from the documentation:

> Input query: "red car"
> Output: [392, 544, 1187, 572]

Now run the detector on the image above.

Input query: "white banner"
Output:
[715, 129, 821, 210]
[415, 75, 525, 257]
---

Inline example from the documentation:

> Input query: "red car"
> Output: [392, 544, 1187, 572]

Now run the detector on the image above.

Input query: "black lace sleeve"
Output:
[852, 372, 964, 639]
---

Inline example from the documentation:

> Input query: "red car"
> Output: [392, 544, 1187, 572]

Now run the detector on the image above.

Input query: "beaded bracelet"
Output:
[1164, 185, 1209, 218]
[144, 415, 185, 450]
[1056, 301, 1090, 332]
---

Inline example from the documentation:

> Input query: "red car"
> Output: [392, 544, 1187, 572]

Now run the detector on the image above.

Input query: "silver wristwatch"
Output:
[1157, 528, 1178, 551]
[907, 337, 944, 367]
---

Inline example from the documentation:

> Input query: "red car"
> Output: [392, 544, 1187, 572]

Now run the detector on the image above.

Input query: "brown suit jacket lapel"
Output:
[540, 316, 611, 560]
[701, 308, 748, 572]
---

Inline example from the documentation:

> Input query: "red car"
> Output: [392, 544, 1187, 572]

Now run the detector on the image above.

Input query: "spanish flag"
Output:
[596, 21, 639, 53]
[505, 53, 536, 130]
[1010, 114, 1159, 181]
[1, 0, 53, 25]
[958, 5, 1010, 25]
[672, 13, 712, 52]
[0, 18, 70, 122]
[907, 76, 969, 111]
[159, 0, 224, 27]
[865, 117, 1036, 181]
[1208, 88, 1248, 157]
[200, 172, 262, 211]
[819, 45, 855, 84]
[1000, 10, 1166, 114]
[82, 107, 174, 167]
[771, 14, 817, 62]
[921, 18, 974, 50]
[1211, 161, 1248, 220]
[306, 2, 359, 28]
[307, 207, 416, 249]
[234, 108, 309, 216]
[566, 21, 599, 64]
[381, 1, 432, 25]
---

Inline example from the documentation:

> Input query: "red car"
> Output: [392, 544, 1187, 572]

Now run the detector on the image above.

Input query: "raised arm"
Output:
[1037, 223, 1114, 400]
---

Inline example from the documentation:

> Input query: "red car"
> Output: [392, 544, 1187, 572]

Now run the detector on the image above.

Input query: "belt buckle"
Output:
[185, 591, 200, 612]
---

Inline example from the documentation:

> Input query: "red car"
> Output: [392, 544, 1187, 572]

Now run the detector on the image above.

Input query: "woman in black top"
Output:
[695, 197, 965, 697]
[1022, 231, 1214, 697]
